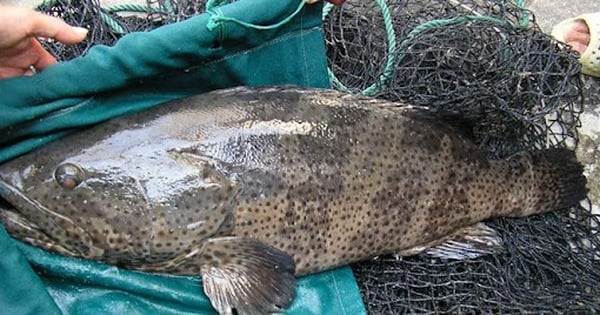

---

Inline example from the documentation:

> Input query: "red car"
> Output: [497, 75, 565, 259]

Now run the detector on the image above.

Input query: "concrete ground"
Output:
[527, 0, 600, 32]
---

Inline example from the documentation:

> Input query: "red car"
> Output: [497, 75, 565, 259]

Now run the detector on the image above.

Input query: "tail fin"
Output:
[527, 148, 587, 213]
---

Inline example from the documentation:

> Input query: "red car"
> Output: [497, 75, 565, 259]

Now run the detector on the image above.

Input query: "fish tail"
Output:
[513, 148, 587, 216]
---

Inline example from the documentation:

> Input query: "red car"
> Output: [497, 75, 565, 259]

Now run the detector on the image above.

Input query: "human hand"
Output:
[563, 20, 590, 56]
[0, 6, 88, 79]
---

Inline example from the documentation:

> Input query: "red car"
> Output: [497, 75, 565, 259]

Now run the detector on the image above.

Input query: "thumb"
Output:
[28, 11, 88, 45]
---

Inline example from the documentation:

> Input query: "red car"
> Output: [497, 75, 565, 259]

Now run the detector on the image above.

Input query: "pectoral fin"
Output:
[399, 223, 504, 260]
[200, 237, 296, 315]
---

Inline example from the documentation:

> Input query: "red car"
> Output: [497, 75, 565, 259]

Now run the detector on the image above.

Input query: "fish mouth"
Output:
[0, 178, 97, 257]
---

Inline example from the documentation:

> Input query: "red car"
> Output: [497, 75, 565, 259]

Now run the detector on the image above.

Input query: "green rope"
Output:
[362, 0, 397, 96]
[513, 0, 532, 29]
[324, 0, 532, 96]
[101, 4, 171, 35]
[323, 0, 397, 96]
[405, 15, 511, 40]
[104, 3, 168, 14]
[99, 11, 127, 34]
[206, 0, 307, 31]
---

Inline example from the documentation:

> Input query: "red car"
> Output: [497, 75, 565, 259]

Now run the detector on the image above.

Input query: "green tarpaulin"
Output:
[0, 0, 367, 313]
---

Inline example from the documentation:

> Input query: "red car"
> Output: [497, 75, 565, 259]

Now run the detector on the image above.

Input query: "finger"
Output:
[570, 20, 589, 34]
[26, 11, 88, 45]
[567, 30, 591, 46]
[564, 21, 590, 45]
[29, 39, 58, 70]
[0, 66, 27, 79]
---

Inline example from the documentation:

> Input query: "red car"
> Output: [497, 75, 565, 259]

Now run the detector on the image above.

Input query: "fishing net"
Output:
[24, 0, 600, 313]
[36, 0, 207, 58]
[322, 0, 600, 313]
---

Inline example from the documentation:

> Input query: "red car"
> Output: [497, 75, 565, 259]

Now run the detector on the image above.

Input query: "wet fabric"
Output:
[0, 0, 366, 314]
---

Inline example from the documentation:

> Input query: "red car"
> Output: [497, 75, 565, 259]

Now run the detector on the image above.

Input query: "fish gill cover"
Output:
[25, 0, 600, 313]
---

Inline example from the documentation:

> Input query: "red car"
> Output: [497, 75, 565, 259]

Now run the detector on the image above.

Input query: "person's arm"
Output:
[0, 6, 87, 79]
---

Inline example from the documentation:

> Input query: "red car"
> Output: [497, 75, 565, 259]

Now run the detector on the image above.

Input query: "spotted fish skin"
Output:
[0, 86, 587, 314]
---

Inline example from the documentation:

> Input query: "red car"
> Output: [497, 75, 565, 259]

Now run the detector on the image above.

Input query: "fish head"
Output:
[0, 129, 240, 261]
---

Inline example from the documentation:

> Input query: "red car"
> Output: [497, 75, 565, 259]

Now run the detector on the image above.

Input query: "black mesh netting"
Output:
[353, 205, 600, 314]
[323, 0, 585, 159]
[28, 0, 600, 313]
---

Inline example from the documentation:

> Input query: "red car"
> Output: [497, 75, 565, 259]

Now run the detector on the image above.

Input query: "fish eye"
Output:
[54, 163, 86, 190]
